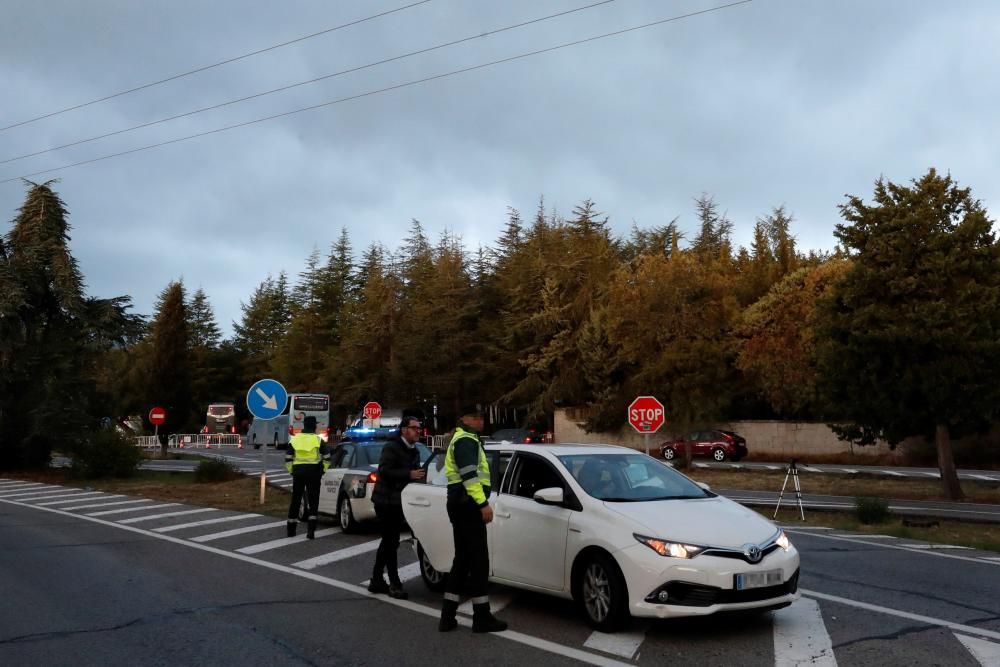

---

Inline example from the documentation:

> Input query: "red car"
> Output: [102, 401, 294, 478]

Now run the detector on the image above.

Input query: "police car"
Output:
[317, 426, 432, 532]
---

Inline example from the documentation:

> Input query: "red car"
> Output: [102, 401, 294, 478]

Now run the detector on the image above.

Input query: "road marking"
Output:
[879, 470, 905, 476]
[34, 492, 111, 505]
[118, 507, 217, 524]
[801, 466, 824, 473]
[694, 463, 709, 468]
[583, 623, 649, 659]
[362, 561, 422, 587]
[773, 597, 836, 666]
[900, 543, 972, 550]
[60, 498, 147, 510]
[192, 520, 288, 542]
[840, 469, 858, 474]
[0, 481, 44, 489]
[778, 525, 832, 531]
[917, 472, 940, 478]
[458, 591, 515, 616]
[154, 513, 263, 533]
[0, 488, 73, 499]
[763, 465, 780, 470]
[961, 474, 998, 481]
[802, 589, 1000, 642]
[291, 538, 379, 568]
[954, 633, 1000, 666]
[980, 557, 1000, 563]
[237, 528, 342, 554]
[831, 534, 897, 539]
[785, 529, 1000, 565]
[86, 502, 180, 516]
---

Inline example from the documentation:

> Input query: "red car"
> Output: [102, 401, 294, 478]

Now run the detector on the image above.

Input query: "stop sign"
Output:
[627, 396, 665, 434]
[148, 406, 167, 426]
[363, 401, 382, 420]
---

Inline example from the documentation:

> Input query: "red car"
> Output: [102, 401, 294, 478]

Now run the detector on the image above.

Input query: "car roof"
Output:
[483, 442, 635, 456]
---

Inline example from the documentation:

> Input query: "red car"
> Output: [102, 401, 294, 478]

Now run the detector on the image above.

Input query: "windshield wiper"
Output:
[599, 497, 642, 502]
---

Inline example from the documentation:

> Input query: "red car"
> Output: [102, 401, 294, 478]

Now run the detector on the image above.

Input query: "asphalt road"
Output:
[2, 476, 1000, 665]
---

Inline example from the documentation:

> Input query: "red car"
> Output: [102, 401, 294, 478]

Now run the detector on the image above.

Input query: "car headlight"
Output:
[776, 530, 792, 551]
[634, 533, 704, 559]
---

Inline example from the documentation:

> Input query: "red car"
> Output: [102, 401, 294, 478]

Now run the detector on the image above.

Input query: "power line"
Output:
[0, 0, 433, 133]
[1, 1, 753, 186]
[0, 0, 619, 166]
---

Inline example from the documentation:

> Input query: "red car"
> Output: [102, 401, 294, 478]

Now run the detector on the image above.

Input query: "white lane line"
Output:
[803, 589, 1000, 642]
[900, 543, 972, 550]
[773, 597, 836, 666]
[763, 465, 780, 470]
[86, 503, 180, 517]
[60, 498, 147, 510]
[191, 520, 287, 542]
[362, 561, 423, 587]
[236, 528, 342, 554]
[980, 557, 1000, 563]
[962, 474, 998, 481]
[118, 508, 217, 524]
[917, 472, 940, 478]
[801, 466, 824, 473]
[785, 529, 1000, 565]
[778, 525, 832, 531]
[0, 496, 635, 667]
[458, 592, 516, 616]
[0, 482, 44, 489]
[154, 513, 262, 533]
[840, 468, 859, 474]
[954, 633, 1000, 666]
[583, 623, 649, 659]
[694, 463, 709, 468]
[831, 534, 897, 539]
[880, 470, 905, 477]
[291, 538, 379, 569]
[34, 492, 111, 505]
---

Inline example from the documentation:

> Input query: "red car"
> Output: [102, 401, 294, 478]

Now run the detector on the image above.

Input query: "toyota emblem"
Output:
[743, 543, 762, 563]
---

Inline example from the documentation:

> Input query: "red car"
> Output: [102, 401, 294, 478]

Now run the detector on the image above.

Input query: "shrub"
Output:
[854, 496, 890, 524]
[194, 458, 242, 483]
[69, 429, 143, 479]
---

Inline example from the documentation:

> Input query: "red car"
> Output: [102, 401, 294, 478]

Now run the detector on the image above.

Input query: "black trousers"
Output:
[373, 503, 406, 584]
[444, 500, 489, 600]
[288, 465, 323, 521]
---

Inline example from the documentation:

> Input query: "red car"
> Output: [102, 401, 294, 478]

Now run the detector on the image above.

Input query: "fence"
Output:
[425, 435, 449, 451]
[166, 434, 245, 449]
[132, 436, 162, 450]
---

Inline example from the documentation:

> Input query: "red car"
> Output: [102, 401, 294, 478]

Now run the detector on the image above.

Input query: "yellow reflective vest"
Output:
[285, 432, 329, 474]
[445, 427, 491, 506]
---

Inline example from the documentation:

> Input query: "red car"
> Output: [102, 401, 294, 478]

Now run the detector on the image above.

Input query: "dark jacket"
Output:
[371, 435, 421, 507]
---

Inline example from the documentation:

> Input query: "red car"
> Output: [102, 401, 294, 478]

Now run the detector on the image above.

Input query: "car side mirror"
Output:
[533, 487, 564, 505]
[696, 481, 711, 491]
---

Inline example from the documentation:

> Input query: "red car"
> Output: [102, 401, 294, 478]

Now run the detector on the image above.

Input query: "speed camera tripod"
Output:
[773, 458, 805, 521]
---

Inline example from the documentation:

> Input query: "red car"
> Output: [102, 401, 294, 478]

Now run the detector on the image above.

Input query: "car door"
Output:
[318, 443, 353, 514]
[693, 431, 711, 457]
[492, 452, 572, 591]
[402, 450, 454, 573]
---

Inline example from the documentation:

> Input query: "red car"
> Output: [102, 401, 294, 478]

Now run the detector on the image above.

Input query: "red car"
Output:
[660, 430, 747, 462]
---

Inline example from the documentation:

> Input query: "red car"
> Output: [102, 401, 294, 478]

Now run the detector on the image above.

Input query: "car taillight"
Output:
[230, 426, 236, 434]
[288, 426, 295, 435]
[367, 472, 378, 483]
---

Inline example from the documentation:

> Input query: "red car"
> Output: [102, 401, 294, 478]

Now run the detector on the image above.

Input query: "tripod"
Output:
[773, 458, 805, 521]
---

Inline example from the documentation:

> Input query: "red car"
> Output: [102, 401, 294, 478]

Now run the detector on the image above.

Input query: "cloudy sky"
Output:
[2, 0, 998, 336]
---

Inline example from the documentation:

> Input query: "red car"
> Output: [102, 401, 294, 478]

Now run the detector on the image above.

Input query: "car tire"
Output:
[338, 494, 358, 533]
[731, 456, 743, 463]
[662, 447, 676, 461]
[417, 542, 447, 592]
[712, 448, 727, 462]
[577, 552, 629, 632]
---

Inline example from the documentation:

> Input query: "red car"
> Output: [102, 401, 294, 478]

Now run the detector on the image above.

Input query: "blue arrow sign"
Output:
[247, 378, 288, 421]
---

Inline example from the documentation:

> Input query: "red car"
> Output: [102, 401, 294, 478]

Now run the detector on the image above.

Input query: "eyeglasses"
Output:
[403, 424, 422, 430]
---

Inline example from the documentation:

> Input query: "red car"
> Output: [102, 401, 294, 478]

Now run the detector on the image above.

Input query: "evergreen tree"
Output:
[816, 169, 1000, 499]
[187, 288, 221, 349]
[147, 281, 193, 448]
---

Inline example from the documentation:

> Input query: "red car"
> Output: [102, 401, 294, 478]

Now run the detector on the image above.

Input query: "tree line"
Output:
[2, 169, 998, 498]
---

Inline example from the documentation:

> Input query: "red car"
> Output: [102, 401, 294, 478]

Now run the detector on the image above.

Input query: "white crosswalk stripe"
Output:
[773, 597, 837, 666]
[292, 539, 380, 569]
[87, 502, 180, 517]
[458, 592, 515, 616]
[0, 487, 65, 498]
[362, 561, 423, 587]
[583, 624, 649, 660]
[60, 498, 147, 511]
[154, 513, 262, 533]
[191, 520, 287, 542]
[34, 492, 112, 505]
[237, 528, 343, 554]
[118, 507, 217, 524]
[954, 633, 1000, 666]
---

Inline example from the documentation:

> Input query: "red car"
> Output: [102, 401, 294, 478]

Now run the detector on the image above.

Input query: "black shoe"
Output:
[306, 519, 317, 540]
[368, 578, 390, 594]
[286, 522, 297, 537]
[472, 603, 507, 633]
[439, 599, 458, 632]
[388, 584, 408, 600]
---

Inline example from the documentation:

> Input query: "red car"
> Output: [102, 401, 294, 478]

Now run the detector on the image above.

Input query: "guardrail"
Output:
[167, 434, 245, 449]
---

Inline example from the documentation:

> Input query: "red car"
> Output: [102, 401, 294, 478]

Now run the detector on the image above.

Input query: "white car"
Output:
[403, 443, 799, 631]
[317, 439, 431, 532]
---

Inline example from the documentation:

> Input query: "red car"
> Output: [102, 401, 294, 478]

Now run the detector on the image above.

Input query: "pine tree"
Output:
[188, 288, 221, 349]
[147, 281, 193, 449]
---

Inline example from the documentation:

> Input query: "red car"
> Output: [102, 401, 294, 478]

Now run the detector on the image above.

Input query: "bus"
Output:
[288, 393, 331, 442]
[204, 403, 237, 434]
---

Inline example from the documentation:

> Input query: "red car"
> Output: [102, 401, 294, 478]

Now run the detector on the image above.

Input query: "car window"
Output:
[424, 452, 449, 487]
[559, 453, 710, 501]
[687, 432, 699, 441]
[509, 454, 564, 499]
[493, 451, 513, 490]
[340, 444, 356, 468]
[329, 446, 348, 468]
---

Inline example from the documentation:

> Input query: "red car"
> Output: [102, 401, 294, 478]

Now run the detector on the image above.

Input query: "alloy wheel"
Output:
[583, 562, 611, 623]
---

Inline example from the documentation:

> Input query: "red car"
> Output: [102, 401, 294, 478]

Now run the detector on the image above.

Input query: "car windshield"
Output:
[557, 453, 712, 502]
[355, 441, 432, 467]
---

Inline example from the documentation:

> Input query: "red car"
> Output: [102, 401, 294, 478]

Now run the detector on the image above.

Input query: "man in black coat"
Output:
[368, 415, 425, 599]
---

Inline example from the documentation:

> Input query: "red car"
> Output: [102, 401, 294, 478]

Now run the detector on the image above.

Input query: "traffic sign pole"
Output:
[644, 432, 649, 456]
[246, 379, 288, 506]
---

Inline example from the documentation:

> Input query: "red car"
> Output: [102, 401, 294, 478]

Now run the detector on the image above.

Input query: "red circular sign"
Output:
[362, 401, 382, 420]
[148, 407, 167, 426]
[627, 396, 665, 434]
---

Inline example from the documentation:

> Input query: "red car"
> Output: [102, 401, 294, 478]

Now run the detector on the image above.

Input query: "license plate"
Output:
[735, 569, 783, 590]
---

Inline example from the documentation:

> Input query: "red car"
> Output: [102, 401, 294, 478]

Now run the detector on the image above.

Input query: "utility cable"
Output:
[0, 0, 619, 165]
[1, 1, 752, 186]
[0, 0, 432, 133]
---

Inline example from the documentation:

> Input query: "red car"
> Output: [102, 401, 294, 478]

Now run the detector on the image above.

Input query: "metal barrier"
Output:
[167, 433, 245, 449]
[132, 436, 162, 450]
[425, 435, 449, 451]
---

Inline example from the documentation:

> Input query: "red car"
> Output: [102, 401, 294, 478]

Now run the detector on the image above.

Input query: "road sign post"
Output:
[627, 396, 665, 455]
[247, 379, 288, 505]
[148, 407, 167, 452]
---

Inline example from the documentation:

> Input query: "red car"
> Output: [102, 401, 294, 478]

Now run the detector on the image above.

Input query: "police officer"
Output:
[285, 415, 330, 539]
[438, 405, 507, 633]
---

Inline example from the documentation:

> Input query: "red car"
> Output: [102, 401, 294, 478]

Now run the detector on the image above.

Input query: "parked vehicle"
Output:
[318, 438, 432, 532]
[247, 415, 289, 450]
[660, 430, 748, 462]
[404, 443, 798, 631]
[204, 403, 237, 434]
[487, 427, 545, 444]
[287, 393, 331, 442]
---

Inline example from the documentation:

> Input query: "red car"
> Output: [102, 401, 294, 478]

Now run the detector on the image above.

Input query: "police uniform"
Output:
[285, 421, 330, 539]
[439, 419, 507, 633]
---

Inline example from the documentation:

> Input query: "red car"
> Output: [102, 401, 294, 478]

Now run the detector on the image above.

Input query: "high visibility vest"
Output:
[285, 432, 327, 473]
[445, 427, 491, 505]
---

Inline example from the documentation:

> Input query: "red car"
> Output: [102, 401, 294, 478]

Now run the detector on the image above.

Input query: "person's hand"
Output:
[480, 505, 493, 524]
[409, 468, 426, 481]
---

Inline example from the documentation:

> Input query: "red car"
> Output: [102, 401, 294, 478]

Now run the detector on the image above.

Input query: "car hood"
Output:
[603, 496, 778, 548]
